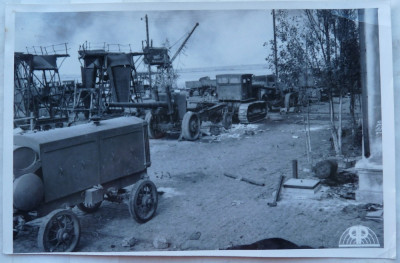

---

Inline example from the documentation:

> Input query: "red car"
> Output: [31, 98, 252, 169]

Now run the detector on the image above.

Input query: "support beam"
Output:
[356, 8, 383, 204]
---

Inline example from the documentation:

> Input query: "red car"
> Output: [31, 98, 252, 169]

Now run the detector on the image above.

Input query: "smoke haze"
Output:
[15, 10, 274, 80]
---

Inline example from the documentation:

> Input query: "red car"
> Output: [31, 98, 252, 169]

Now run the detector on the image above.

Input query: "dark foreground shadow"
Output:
[225, 238, 314, 250]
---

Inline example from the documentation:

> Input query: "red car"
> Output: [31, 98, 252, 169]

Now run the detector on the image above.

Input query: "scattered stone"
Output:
[231, 200, 244, 206]
[122, 237, 138, 247]
[245, 130, 255, 136]
[153, 235, 169, 249]
[313, 159, 338, 179]
[189, 231, 201, 240]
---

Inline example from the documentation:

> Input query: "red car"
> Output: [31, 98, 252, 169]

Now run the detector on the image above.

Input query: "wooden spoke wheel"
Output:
[129, 180, 158, 223]
[38, 209, 81, 252]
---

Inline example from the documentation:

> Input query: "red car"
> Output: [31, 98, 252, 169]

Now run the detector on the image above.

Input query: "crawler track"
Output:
[238, 101, 267, 123]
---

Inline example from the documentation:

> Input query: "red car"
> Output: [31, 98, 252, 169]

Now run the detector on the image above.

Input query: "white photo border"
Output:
[2, 0, 396, 259]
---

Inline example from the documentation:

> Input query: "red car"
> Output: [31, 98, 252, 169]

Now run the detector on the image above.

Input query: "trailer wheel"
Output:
[129, 180, 158, 223]
[38, 209, 81, 252]
[182, 111, 201, 141]
[77, 201, 102, 213]
[145, 112, 165, 139]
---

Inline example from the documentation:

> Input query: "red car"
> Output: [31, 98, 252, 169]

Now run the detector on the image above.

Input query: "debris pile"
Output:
[341, 203, 383, 221]
[202, 123, 262, 142]
[319, 170, 358, 200]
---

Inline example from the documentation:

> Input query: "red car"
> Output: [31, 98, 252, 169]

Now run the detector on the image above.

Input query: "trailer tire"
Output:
[182, 111, 201, 141]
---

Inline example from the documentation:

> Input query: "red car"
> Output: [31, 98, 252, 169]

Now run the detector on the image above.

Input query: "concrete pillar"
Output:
[356, 9, 383, 204]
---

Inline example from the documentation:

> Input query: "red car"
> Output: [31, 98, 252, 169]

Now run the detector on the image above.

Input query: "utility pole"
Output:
[145, 15, 157, 100]
[272, 9, 281, 98]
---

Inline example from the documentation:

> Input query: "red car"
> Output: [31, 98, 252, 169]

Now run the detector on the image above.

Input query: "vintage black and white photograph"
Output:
[4, 1, 395, 257]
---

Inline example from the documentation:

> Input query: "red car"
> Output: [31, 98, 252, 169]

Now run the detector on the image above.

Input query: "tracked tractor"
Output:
[216, 74, 267, 123]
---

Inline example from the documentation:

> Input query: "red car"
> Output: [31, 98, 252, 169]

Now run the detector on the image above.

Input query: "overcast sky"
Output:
[15, 10, 274, 76]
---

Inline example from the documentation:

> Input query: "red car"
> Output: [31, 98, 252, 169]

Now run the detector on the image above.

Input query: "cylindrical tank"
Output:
[13, 146, 39, 178]
[13, 173, 44, 211]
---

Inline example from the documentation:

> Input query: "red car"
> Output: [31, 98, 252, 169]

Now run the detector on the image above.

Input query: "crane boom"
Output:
[170, 22, 199, 64]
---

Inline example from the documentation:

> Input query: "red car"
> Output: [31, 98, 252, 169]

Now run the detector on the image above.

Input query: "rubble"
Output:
[153, 235, 169, 249]
[122, 237, 138, 247]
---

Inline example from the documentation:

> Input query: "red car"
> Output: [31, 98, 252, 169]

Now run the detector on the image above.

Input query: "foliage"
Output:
[266, 9, 361, 156]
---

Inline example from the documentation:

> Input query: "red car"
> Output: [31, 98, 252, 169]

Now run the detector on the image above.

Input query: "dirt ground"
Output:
[13, 99, 384, 253]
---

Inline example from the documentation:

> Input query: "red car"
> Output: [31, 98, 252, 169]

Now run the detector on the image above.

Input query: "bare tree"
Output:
[267, 9, 361, 156]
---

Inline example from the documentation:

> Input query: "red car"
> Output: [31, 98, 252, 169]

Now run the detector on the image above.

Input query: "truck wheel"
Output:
[77, 201, 102, 213]
[145, 112, 165, 139]
[38, 209, 81, 252]
[182, 111, 201, 141]
[129, 180, 158, 223]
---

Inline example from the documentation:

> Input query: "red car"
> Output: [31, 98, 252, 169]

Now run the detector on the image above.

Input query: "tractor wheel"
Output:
[182, 111, 201, 141]
[145, 112, 165, 139]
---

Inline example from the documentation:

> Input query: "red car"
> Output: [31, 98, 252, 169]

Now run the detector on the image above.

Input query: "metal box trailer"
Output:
[13, 116, 157, 252]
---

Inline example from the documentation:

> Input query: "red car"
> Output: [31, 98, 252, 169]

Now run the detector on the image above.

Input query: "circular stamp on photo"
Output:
[339, 225, 380, 248]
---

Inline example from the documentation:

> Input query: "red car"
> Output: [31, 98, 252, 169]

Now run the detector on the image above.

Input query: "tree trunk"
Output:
[349, 88, 356, 144]
[330, 99, 340, 155]
[338, 94, 343, 155]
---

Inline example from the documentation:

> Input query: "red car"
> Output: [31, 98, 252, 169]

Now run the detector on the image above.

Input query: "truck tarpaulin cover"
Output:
[32, 55, 58, 70]
[106, 54, 133, 102]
